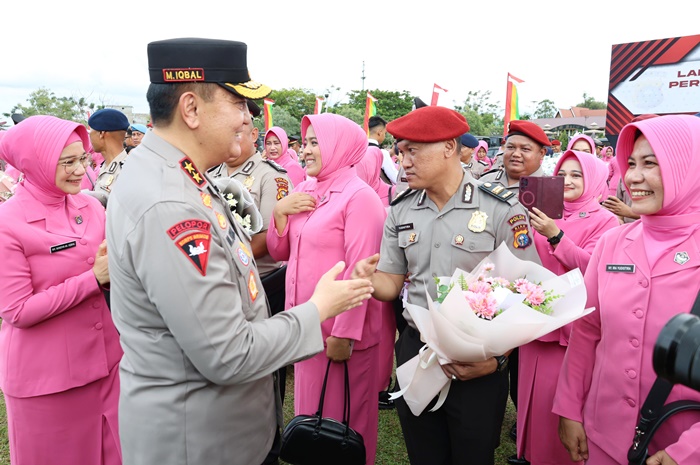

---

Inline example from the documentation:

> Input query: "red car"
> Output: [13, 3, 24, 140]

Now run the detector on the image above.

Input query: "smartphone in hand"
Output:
[519, 176, 564, 219]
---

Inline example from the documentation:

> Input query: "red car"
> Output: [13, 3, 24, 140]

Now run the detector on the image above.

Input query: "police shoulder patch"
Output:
[263, 159, 288, 173]
[390, 188, 418, 206]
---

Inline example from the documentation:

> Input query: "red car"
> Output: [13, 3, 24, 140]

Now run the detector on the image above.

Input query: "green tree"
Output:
[253, 106, 301, 138]
[264, 88, 318, 122]
[5, 87, 96, 123]
[345, 89, 415, 122]
[455, 90, 503, 136]
[533, 99, 557, 119]
[331, 106, 364, 126]
[576, 93, 607, 110]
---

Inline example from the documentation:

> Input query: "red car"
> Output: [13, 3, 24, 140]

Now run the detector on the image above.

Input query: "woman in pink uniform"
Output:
[567, 133, 596, 154]
[555, 114, 700, 465]
[0, 116, 122, 465]
[264, 126, 306, 188]
[267, 113, 385, 465]
[517, 150, 618, 464]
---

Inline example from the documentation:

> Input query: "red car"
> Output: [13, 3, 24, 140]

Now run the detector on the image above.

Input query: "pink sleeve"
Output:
[265, 213, 291, 262]
[552, 244, 603, 422]
[0, 233, 101, 329]
[330, 187, 385, 342]
[551, 215, 618, 275]
[666, 425, 700, 464]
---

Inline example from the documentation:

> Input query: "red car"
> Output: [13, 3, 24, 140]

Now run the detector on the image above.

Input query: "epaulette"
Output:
[481, 167, 504, 178]
[477, 160, 490, 167]
[479, 182, 517, 204]
[390, 188, 417, 206]
[263, 159, 288, 173]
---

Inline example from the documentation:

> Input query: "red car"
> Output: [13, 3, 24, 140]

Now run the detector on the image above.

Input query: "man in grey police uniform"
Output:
[479, 119, 550, 451]
[88, 108, 130, 202]
[105, 38, 373, 465]
[480, 120, 549, 190]
[353, 106, 541, 465]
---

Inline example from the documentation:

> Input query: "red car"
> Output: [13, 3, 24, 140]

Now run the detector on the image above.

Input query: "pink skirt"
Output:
[4, 364, 121, 465]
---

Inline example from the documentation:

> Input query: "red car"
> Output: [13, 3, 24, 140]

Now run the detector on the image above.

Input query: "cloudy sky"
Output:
[1, 0, 698, 121]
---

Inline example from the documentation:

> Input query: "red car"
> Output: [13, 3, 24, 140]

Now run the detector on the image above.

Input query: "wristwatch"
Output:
[494, 355, 509, 373]
[547, 230, 564, 245]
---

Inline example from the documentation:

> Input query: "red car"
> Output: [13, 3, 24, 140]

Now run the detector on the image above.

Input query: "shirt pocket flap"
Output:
[398, 230, 420, 249]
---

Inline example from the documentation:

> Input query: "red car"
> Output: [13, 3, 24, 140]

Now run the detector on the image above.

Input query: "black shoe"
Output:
[509, 422, 517, 442]
[378, 390, 395, 410]
[506, 454, 530, 465]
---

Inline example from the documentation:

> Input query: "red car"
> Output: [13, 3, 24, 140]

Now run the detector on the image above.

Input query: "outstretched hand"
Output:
[310, 261, 374, 322]
[351, 253, 380, 281]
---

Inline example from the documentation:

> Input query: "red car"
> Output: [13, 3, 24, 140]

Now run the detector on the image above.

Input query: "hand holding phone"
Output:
[518, 176, 564, 219]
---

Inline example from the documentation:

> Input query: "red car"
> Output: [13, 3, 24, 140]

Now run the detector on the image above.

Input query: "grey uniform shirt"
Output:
[94, 149, 128, 195]
[106, 132, 323, 465]
[210, 152, 291, 276]
[377, 172, 541, 327]
[480, 166, 545, 191]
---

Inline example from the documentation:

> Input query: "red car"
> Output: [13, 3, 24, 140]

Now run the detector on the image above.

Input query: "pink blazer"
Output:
[267, 169, 385, 350]
[553, 222, 700, 464]
[0, 191, 122, 398]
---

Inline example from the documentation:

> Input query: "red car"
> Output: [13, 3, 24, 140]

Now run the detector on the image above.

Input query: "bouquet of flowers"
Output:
[392, 242, 593, 415]
[213, 177, 263, 235]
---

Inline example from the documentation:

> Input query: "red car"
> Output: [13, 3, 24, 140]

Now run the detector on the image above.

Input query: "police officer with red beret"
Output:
[353, 106, 540, 465]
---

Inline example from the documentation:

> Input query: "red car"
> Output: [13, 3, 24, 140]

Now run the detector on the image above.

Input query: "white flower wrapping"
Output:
[213, 177, 263, 235]
[391, 242, 594, 416]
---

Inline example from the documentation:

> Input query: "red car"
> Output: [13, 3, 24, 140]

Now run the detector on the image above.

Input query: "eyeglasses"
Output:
[59, 154, 90, 174]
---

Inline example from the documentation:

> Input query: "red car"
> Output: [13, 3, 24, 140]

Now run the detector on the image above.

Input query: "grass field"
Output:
[0, 369, 517, 465]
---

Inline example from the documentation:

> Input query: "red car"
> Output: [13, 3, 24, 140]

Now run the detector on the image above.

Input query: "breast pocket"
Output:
[398, 230, 421, 263]
[449, 233, 495, 270]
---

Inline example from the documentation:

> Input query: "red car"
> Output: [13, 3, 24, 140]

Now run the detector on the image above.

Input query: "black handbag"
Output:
[280, 359, 366, 465]
[627, 291, 700, 465]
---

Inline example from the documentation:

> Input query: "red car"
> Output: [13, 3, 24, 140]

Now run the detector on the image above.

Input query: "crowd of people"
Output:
[0, 37, 699, 465]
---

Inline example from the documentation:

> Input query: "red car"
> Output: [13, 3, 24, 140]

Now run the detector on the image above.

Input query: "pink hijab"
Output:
[474, 140, 492, 167]
[0, 115, 91, 234]
[264, 126, 305, 187]
[356, 145, 390, 206]
[554, 150, 608, 219]
[300, 113, 367, 195]
[616, 114, 700, 266]
[566, 134, 596, 154]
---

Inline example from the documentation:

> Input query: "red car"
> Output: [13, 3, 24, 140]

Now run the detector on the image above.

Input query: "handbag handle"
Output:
[315, 359, 352, 427]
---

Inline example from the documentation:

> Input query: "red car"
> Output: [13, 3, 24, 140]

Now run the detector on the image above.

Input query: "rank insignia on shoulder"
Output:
[390, 188, 417, 206]
[479, 183, 515, 203]
[264, 159, 288, 173]
[180, 157, 206, 187]
[417, 191, 427, 206]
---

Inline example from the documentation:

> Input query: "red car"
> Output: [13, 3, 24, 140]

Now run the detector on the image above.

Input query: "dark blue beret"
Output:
[460, 133, 479, 148]
[88, 109, 129, 132]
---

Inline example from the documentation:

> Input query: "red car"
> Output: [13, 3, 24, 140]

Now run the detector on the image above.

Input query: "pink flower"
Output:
[464, 291, 498, 320]
[487, 277, 511, 288]
[468, 280, 492, 294]
[513, 280, 546, 307]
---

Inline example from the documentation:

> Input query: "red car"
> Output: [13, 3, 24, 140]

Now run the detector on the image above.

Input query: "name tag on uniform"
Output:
[397, 223, 414, 231]
[50, 241, 76, 253]
[606, 264, 636, 273]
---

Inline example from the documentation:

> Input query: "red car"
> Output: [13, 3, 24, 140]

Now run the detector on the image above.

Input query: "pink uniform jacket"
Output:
[554, 115, 700, 464]
[267, 114, 386, 465]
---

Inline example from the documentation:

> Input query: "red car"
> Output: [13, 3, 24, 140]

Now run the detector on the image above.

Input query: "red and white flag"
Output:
[314, 96, 324, 114]
[431, 83, 448, 106]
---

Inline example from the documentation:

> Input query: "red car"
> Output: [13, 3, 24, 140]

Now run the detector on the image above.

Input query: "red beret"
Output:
[551, 139, 561, 146]
[387, 106, 470, 143]
[507, 120, 551, 147]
